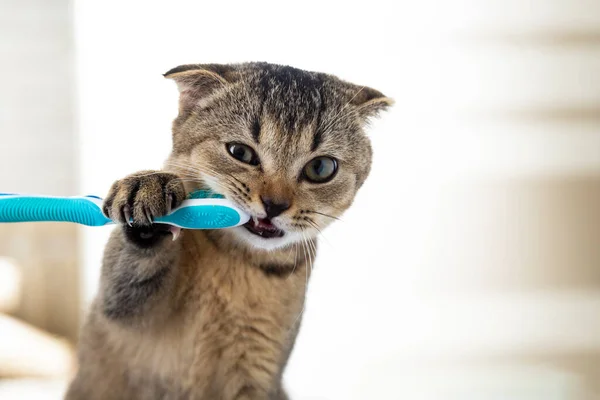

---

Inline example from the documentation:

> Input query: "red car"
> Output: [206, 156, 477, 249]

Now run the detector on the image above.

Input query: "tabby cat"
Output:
[66, 62, 391, 400]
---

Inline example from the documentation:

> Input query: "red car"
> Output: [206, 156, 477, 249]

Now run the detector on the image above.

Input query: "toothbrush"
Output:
[0, 190, 250, 229]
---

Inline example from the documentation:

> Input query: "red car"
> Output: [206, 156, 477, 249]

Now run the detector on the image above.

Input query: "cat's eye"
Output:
[227, 143, 260, 166]
[302, 156, 338, 183]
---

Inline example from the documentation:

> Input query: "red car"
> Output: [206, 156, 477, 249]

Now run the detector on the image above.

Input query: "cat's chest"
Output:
[123, 248, 304, 389]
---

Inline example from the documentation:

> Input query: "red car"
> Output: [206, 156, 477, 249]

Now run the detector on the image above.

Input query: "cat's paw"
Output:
[103, 170, 186, 226]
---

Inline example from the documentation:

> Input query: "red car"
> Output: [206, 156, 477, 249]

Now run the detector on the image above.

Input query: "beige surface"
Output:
[0, 258, 21, 314]
[0, 314, 74, 379]
[0, 378, 67, 400]
[0, 224, 80, 343]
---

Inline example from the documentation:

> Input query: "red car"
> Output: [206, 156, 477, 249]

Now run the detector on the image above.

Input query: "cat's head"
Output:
[164, 62, 391, 251]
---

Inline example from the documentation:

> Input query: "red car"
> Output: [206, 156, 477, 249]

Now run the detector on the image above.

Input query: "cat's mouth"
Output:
[243, 218, 285, 239]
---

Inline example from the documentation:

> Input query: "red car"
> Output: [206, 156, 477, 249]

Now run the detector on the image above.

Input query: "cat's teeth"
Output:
[169, 226, 182, 241]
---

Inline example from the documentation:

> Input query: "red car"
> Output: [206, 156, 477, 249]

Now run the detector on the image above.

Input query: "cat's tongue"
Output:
[243, 217, 285, 238]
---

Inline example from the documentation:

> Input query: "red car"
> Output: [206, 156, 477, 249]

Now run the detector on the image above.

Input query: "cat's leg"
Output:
[218, 340, 291, 400]
[273, 386, 289, 400]
[64, 350, 133, 400]
[216, 283, 305, 400]
[67, 171, 186, 398]
[65, 313, 135, 400]
[220, 380, 288, 400]
[98, 170, 186, 323]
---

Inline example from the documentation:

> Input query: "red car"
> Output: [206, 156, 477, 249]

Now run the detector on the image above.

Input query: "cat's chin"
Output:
[229, 226, 304, 251]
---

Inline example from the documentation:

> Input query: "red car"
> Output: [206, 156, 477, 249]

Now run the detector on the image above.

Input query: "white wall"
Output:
[74, 0, 600, 398]
[0, 0, 81, 343]
[0, 0, 75, 196]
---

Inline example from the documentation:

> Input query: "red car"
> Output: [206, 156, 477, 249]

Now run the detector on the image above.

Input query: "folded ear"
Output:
[164, 64, 239, 115]
[348, 85, 394, 121]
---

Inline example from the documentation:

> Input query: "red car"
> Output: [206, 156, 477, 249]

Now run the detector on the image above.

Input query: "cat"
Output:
[65, 62, 391, 400]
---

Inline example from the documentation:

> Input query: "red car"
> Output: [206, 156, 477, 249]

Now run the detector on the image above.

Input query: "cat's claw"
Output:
[144, 208, 153, 225]
[123, 205, 133, 227]
[169, 226, 182, 241]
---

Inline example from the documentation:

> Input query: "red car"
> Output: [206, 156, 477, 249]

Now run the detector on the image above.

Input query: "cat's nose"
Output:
[261, 196, 291, 219]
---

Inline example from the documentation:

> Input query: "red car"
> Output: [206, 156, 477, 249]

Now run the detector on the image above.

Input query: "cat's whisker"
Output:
[302, 232, 314, 277]
[306, 210, 342, 222]
[307, 219, 332, 248]
[286, 243, 299, 280]
[304, 236, 316, 331]
[164, 161, 252, 203]
[288, 233, 310, 335]
[171, 176, 202, 181]
[168, 159, 247, 189]
[306, 236, 316, 274]
[130, 170, 190, 180]
[172, 178, 205, 184]
[205, 168, 248, 188]
[165, 161, 228, 184]
[196, 167, 244, 188]
[163, 160, 193, 170]
[283, 243, 295, 264]
[170, 164, 235, 191]
[166, 162, 209, 179]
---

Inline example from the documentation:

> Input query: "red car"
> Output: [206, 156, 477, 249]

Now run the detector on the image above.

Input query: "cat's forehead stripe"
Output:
[251, 117, 261, 144]
[310, 95, 327, 152]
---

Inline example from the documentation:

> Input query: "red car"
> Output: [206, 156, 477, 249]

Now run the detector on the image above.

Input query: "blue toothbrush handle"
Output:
[0, 194, 111, 227]
[0, 194, 250, 229]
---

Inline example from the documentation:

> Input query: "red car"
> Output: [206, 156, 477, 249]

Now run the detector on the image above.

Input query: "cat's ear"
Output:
[164, 64, 238, 114]
[347, 85, 394, 121]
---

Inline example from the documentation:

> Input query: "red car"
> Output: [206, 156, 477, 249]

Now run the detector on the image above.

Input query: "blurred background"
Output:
[1, 0, 600, 398]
